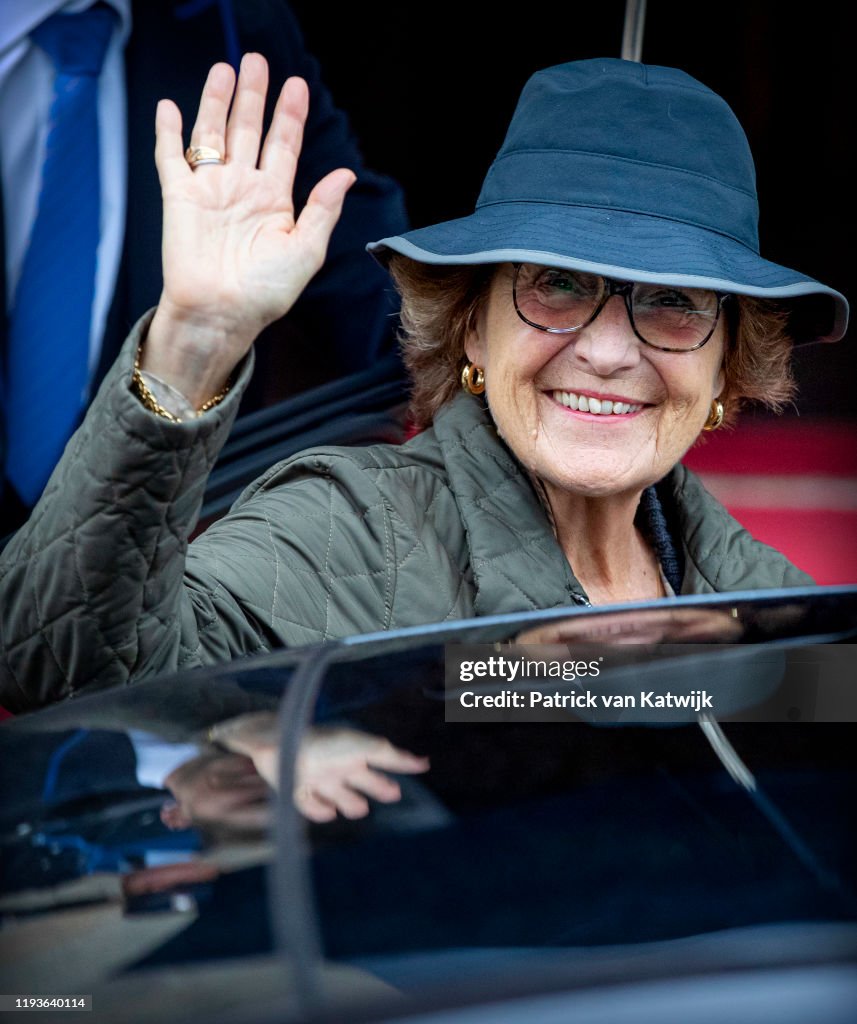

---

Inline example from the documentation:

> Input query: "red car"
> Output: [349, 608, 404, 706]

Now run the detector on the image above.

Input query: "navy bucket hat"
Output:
[369, 58, 848, 344]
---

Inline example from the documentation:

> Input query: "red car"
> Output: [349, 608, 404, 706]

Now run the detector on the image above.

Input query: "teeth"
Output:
[553, 391, 642, 416]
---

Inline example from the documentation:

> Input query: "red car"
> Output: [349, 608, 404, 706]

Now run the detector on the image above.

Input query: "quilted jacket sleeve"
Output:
[0, 313, 267, 713]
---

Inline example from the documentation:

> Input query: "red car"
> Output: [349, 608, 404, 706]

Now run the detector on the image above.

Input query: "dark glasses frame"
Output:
[511, 263, 731, 353]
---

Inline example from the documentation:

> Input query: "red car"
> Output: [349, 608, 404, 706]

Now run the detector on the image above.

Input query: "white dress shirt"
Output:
[128, 729, 203, 791]
[0, 0, 131, 382]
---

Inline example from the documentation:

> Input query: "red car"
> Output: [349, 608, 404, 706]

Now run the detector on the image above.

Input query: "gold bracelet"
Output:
[196, 376, 233, 413]
[132, 346, 232, 422]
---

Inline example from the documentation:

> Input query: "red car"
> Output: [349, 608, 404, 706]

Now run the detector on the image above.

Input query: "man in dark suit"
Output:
[0, 0, 408, 532]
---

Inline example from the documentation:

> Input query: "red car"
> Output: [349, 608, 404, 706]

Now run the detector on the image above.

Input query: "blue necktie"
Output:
[5, 5, 115, 507]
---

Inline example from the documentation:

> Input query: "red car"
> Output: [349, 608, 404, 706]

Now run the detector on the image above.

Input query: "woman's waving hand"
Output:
[144, 54, 355, 408]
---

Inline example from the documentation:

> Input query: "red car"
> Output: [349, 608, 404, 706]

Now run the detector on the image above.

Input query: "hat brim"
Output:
[368, 203, 848, 344]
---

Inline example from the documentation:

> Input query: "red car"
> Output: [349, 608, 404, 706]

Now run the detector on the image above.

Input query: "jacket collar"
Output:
[431, 392, 588, 615]
[429, 393, 806, 605]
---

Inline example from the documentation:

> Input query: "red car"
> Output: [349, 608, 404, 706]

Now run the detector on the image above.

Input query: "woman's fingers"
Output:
[347, 768, 402, 804]
[189, 62, 235, 157]
[226, 53, 269, 167]
[313, 782, 370, 820]
[293, 168, 356, 267]
[297, 793, 338, 824]
[365, 740, 431, 775]
[154, 99, 191, 185]
[259, 76, 309, 185]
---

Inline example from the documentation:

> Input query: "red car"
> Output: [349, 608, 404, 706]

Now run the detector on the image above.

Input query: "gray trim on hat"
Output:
[369, 237, 849, 344]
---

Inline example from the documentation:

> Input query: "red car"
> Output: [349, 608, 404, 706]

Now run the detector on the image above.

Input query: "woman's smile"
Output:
[547, 388, 649, 418]
[466, 265, 725, 499]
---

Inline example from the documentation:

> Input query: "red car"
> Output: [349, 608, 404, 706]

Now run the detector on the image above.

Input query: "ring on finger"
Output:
[185, 145, 226, 169]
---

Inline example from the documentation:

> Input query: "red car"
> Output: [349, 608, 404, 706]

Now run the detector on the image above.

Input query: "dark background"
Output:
[290, 0, 854, 418]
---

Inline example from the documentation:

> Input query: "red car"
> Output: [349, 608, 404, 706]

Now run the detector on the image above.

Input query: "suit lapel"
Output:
[96, 0, 227, 389]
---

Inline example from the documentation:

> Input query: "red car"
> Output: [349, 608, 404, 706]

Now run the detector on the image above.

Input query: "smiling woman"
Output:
[0, 55, 849, 710]
[465, 262, 727, 487]
[466, 263, 728, 603]
[385, 253, 797, 604]
[371, 58, 845, 607]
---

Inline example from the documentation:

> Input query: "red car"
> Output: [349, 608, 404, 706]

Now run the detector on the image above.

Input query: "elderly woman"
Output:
[0, 55, 847, 711]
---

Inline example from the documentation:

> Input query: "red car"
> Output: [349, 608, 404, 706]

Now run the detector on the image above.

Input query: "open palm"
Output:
[146, 55, 354, 405]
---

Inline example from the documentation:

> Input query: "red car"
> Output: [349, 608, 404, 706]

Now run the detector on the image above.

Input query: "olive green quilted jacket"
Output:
[0, 315, 811, 712]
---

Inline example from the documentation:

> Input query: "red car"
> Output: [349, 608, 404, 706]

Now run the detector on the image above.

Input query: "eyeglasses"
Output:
[512, 263, 730, 352]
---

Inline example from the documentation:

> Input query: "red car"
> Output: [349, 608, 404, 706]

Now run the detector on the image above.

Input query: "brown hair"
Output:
[718, 296, 795, 426]
[388, 254, 796, 430]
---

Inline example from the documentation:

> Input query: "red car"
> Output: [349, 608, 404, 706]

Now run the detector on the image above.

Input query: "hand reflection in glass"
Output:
[160, 748, 271, 832]
[210, 713, 430, 823]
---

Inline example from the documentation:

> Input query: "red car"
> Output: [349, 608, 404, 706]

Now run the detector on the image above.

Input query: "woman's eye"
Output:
[538, 270, 578, 292]
[644, 288, 694, 309]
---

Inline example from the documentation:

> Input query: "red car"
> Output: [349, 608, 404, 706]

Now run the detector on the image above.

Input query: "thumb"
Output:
[293, 168, 357, 268]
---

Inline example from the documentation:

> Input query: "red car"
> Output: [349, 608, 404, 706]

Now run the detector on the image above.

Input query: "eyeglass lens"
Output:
[513, 265, 721, 350]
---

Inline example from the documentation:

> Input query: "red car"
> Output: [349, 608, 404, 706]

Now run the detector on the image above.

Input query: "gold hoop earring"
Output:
[703, 399, 725, 431]
[460, 363, 485, 395]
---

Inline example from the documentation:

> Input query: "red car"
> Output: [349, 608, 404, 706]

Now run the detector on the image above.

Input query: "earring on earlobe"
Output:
[703, 399, 725, 431]
[461, 362, 485, 395]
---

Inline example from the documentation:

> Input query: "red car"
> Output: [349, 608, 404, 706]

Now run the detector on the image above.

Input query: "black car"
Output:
[2, 585, 856, 1023]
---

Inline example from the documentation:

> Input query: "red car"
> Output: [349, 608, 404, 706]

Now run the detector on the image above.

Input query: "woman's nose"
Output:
[567, 295, 641, 375]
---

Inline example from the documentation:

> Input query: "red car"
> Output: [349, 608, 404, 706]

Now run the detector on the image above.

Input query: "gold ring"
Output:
[185, 145, 225, 169]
